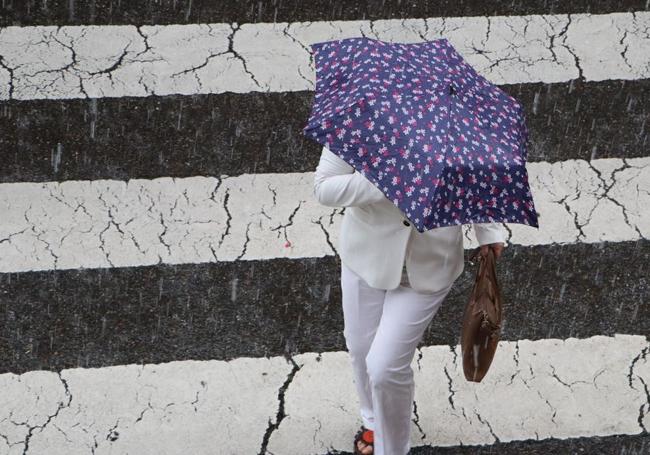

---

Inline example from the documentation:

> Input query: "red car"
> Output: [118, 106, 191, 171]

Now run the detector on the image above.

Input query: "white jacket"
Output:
[313, 146, 508, 293]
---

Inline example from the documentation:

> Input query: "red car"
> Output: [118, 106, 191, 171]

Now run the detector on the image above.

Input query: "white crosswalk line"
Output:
[0, 156, 647, 274]
[0, 12, 649, 101]
[0, 334, 647, 454]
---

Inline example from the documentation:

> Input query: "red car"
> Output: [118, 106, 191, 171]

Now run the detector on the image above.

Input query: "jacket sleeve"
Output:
[473, 222, 508, 246]
[313, 146, 386, 207]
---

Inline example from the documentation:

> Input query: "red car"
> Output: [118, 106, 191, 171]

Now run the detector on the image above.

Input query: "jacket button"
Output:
[403, 220, 410, 226]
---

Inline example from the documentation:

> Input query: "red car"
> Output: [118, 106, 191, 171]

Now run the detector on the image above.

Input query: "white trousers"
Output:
[340, 261, 454, 455]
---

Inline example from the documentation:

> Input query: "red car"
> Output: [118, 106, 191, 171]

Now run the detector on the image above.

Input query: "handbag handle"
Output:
[468, 246, 497, 283]
[468, 246, 481, 264]
[468, 245, 491, 264]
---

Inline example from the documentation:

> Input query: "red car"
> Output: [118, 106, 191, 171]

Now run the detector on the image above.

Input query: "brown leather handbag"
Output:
[460, 246, 503, 382]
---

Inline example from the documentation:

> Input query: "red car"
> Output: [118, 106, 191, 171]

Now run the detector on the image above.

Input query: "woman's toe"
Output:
[357, 439, 373, 454]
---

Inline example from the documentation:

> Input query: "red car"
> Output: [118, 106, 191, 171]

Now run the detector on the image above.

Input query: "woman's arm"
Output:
[314, 146, 509, 247]
[312, 146, 386, 207]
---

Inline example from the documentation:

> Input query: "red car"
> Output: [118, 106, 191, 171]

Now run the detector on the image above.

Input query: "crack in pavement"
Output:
[258, 356, 302, 455]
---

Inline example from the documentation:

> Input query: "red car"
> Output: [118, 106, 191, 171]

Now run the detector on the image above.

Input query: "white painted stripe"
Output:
[0, 334, 647, 453]
[0, 156, 648, 274]
[0, 12, 649, 101]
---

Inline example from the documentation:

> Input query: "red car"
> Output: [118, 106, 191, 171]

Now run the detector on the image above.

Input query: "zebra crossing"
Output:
[1, 3, 649, 454]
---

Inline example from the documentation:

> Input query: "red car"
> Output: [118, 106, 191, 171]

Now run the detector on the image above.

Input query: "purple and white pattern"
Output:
[303, 37, 540, 233]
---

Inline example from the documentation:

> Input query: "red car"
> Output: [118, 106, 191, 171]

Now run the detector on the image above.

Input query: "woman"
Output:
[313, 145, 506, 454]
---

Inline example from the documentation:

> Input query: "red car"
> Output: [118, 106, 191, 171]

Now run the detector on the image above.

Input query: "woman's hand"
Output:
[480, 242, 505, 260]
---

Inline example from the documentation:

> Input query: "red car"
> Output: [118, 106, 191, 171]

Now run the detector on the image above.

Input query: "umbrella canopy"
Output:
[303, 37, 540, 233]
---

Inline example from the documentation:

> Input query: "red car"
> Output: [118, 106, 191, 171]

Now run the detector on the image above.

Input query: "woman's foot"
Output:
[353, 426, 374, 454]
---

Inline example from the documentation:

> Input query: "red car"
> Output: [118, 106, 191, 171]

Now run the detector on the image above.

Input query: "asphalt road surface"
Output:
[0, 1, 649, 454]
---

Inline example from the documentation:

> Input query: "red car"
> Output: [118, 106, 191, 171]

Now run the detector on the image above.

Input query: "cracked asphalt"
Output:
[0, 2, 649, 454]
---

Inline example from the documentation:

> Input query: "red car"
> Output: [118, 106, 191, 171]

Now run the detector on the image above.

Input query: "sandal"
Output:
[353, 425, 374, 454]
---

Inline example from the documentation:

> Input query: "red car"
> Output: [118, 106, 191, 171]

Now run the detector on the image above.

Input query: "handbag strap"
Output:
[469, 245, 494, 264]
[469, 246, 497, 282]
[468, 246, 482, 264]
